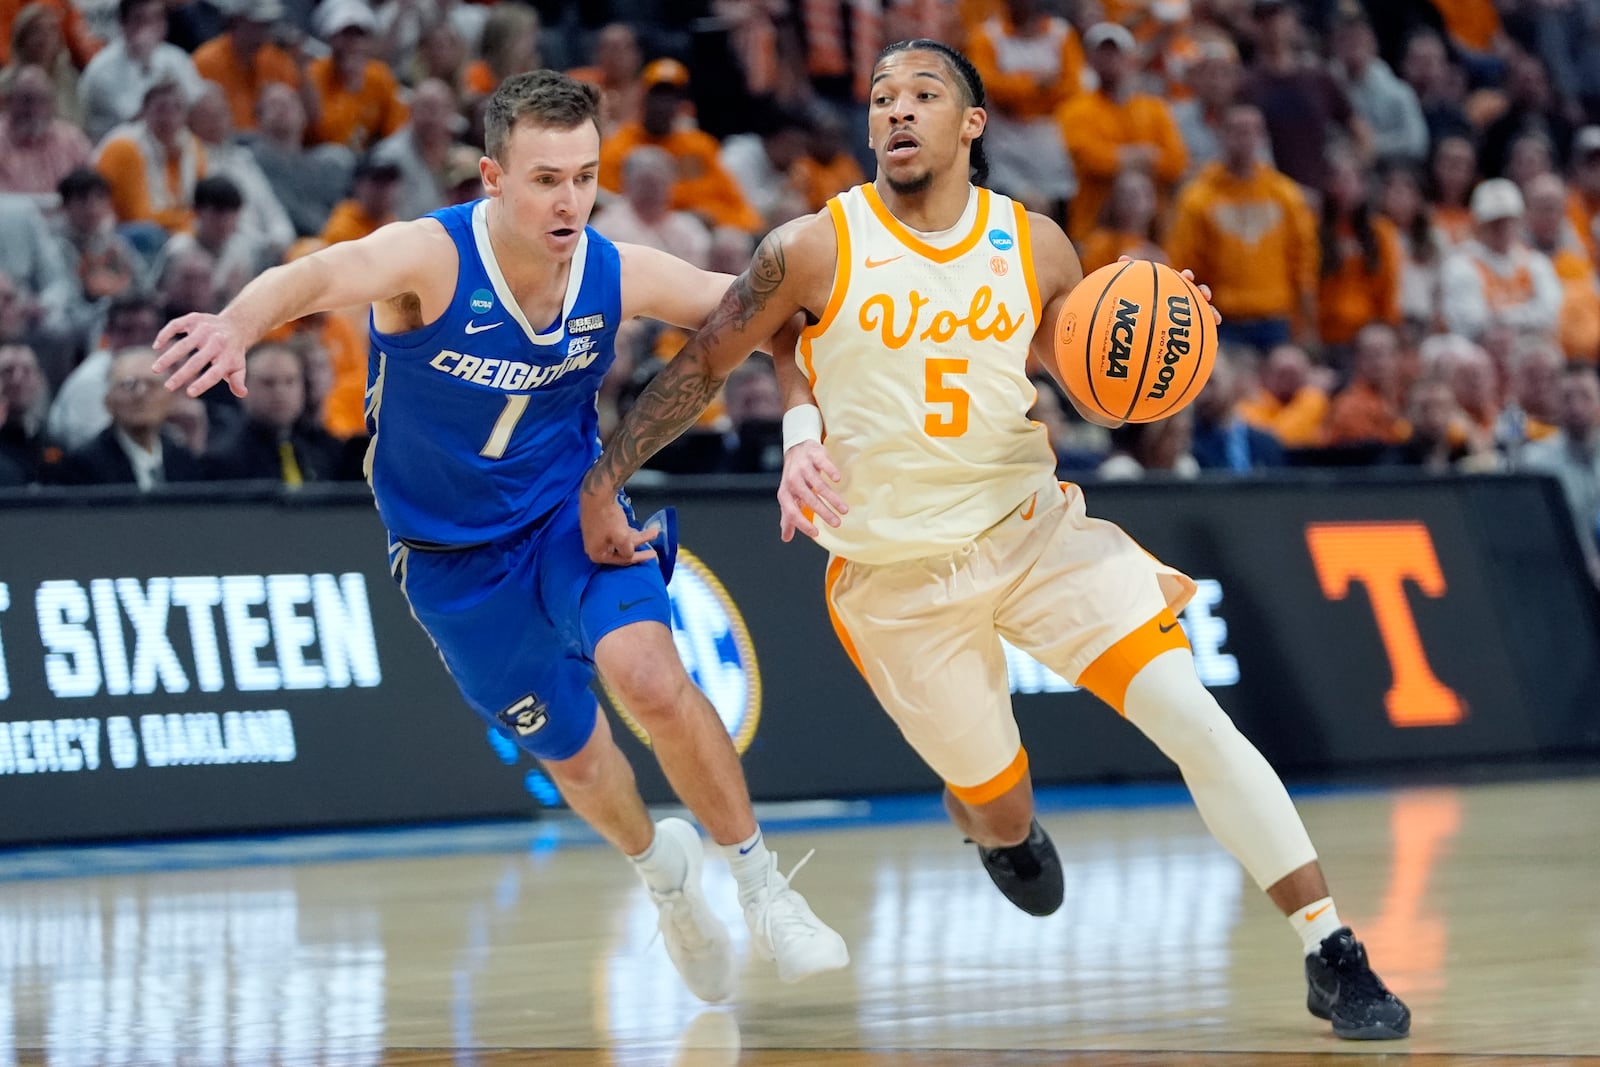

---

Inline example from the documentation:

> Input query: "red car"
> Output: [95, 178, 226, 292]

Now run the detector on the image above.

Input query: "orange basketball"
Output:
[1053, 260, 1218, 425]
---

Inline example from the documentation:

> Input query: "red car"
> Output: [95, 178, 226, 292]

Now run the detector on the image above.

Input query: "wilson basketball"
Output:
[1053, 260, 1218, 424]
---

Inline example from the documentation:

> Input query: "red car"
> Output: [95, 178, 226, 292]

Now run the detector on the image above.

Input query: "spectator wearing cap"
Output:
[599, 58, 761, 234]
[1171, 32, 1254, 178]
[1519, 364, 1600, 579]
[149, 174, 265, 304]
[1165, 104, 1317, 353]
[1243, 0, 1369, 191]
[306, 0, 408, 152]
[968, 0, 1083, 218]
[188, 79, 294, 258]
[1441, 178, 1562, 341]
[52, 347, 203, 488]
[1400, 28, 1474, 148]
[594, 145, 712, 269]
[94, 76, 208, 240]
[1331, 9, 1427, 166]
[1237, 342, 1333, 448]
[321, 156, 402, 245]
[1, 2, 90, 127]
[1524, 172, 1600, 364]
[45, 289, 158, 450]
[1566, 125, 1600, 262]
[1317, 148, 1402, 349]
[50, 167, 143, 342]
[371, 77, 471, 221]
[1058, 22, 1185, 241]
[462, 3, 538, 100]
[247, 82, 355, 238]
[192, 0, 305, 134]
[1324, 322, 1410, 447]
[77, 0, 202, 144]
[567, 22, 643, 139]
[0, 62, 88, 205]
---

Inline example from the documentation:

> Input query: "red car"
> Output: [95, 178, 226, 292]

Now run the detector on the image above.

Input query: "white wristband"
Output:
[782, 404, 824, 451]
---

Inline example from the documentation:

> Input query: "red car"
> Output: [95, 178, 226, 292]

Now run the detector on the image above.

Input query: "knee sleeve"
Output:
[1122, 648, 1318, 890]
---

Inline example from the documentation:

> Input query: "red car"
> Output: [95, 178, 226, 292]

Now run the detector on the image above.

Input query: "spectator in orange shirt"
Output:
[598, 59, 761, 234]
[1566, 126, 1600, 262]
[1440, 179, 1562, 341]
[968, 0, 1083, 217]
[1428, 134, 1478, 247]
[1236, 342, 1333, 448]
[1318, 150, 1402, 350]
[3, 2, 86, 126]
[1165, 104, 1318, 353]
[1525, 172, 1600, 364]
[94, 77, 207, 240]
[1324, 323, 1410, 447]
[320, 156, 402, 245]
[0, 0, 96, 70]
[306, 0, 408, 152]
[1077, 169, 1167, 273]
[1059, 23, 1186, 241]
[792, 109, 866, 213]
[191, 0, 302, 133]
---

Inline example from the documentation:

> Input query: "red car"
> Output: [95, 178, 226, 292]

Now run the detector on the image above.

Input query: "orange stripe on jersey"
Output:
[947, 746, 1030, 805]
[863, 182, 991, 263]
[800, 197, 853, 388]
[824, 557, 867, 678]
[1075, 608, 1190, 715]
[1012, 199, 1042, 327]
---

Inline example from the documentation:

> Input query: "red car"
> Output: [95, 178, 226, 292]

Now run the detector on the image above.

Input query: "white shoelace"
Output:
[756, 849, 819, 943]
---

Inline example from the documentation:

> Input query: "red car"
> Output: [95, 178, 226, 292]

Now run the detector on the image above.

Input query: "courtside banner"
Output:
[0, 473, 1595, 842]
[0, 490, 534, 845]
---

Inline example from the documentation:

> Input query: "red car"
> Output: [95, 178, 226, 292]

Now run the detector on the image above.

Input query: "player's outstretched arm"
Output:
[152, 219, 450, 399]
[579, 215, 834, 564]
[771, 316, 845, 543]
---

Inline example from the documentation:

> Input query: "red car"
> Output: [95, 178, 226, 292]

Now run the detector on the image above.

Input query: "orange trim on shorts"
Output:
[863, 183, 991, 263]
[798, 197, 851, 389]
[1076, 608, 1191, 716]
[823, 557, 866, 679]
[947, 746, 1030, 805]
[1012, 200, 1042, 327]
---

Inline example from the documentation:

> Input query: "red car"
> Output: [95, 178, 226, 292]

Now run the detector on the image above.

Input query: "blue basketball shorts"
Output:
[387, 495, 671, 762]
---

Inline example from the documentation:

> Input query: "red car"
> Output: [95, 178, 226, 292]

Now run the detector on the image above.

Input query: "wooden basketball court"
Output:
[2, 777, 1596, 1065]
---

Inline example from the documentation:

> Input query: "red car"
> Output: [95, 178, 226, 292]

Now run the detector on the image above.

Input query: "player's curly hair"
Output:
[874, 39, 990, 187]
[484, 70, 601, 162]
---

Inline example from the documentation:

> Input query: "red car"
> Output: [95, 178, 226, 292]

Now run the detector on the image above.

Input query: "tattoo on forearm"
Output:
[586, 233, 790, 493]
[584, 343, 727, 493]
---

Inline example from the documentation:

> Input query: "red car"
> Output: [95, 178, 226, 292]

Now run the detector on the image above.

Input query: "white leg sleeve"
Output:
[1122, 648, 1318, 890]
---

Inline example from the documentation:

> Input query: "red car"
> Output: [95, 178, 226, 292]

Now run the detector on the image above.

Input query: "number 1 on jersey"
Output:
[924, 358, 970, 437]
[480, 394, 530, 459]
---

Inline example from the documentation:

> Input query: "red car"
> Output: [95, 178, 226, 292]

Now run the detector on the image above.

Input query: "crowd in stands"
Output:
[0, 0, 1597, 576]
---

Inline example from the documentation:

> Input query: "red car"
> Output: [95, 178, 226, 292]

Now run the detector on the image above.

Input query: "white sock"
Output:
[721, 828, 773, 905]
[629, 825, 687, 894]
[1292, 896, 1343, 956]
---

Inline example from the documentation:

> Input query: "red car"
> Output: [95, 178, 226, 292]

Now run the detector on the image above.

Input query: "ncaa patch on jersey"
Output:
[469, 288, 495, 315]
[988, 229, 1014, 251]
[604, 548, 760, 756]
[567, 313, 606, 334]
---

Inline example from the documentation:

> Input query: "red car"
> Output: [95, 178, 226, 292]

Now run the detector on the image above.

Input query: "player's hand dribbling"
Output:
[778, 440, 847, 542]
[151, 312, 251, 399]
[579, 488, 660, 566]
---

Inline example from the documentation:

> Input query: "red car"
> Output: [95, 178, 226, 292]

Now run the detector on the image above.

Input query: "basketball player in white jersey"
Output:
[580, 41, 1410, 1040]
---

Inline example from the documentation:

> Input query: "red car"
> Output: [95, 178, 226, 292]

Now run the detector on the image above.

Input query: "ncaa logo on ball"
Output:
[988, 229, 1014, 251]
[607, 548, 761, 755]
[469, 288, 495, 314]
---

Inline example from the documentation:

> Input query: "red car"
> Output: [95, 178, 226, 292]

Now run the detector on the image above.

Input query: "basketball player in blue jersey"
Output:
[150, 70, 848, 1002]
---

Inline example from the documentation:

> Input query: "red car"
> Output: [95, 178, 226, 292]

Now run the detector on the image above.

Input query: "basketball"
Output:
[1053, 260, 1218, 425]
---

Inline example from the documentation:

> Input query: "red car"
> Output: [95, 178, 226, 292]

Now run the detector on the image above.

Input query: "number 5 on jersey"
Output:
[924, 358, 970, 438]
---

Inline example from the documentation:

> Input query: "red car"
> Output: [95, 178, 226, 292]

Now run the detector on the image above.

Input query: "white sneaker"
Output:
[742, 850, 850, 983]
[646, 818, 736, 1003]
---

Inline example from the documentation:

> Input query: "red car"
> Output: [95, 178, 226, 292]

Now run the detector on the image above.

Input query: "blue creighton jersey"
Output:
[365, 200, 621, 545]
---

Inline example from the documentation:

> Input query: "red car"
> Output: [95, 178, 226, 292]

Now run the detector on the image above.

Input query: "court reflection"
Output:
[0, 869, 384, 1065]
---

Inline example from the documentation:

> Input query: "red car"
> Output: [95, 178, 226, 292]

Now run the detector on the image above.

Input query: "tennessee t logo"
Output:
[1305, 522, 1465, 728]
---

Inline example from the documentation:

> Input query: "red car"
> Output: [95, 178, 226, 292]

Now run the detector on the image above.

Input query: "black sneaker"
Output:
[972, 818, 1063, 917]
[1306, 927, 1411, 1040]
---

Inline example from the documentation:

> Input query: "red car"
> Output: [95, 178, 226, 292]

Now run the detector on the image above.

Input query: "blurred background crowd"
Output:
[0, 0, 1596, 578]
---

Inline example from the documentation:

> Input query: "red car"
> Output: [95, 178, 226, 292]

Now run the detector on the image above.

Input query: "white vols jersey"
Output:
[799, 183, 1056, 565]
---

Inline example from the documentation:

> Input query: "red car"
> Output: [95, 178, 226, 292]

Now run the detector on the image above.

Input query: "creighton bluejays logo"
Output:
[499, 693, 549, 737]
[469, 288, 495, 315]
[609, 548, 760, 755]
